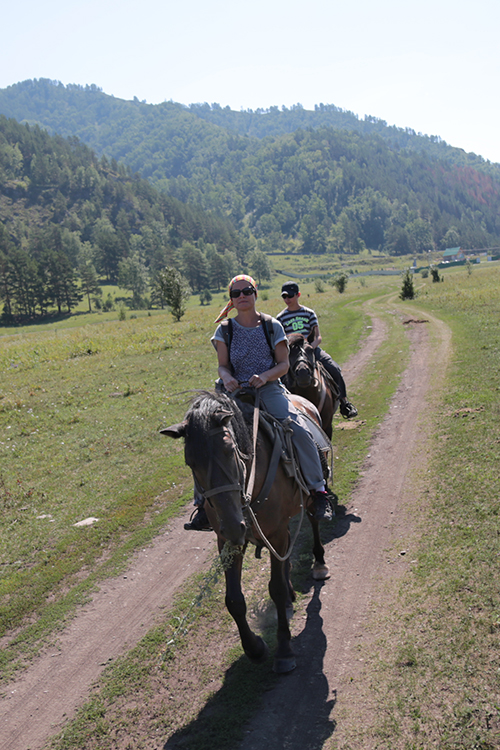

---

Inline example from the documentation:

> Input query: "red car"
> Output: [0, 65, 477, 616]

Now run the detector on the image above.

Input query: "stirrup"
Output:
[309, 490, 335, 521]
[340, 400, 358, 419]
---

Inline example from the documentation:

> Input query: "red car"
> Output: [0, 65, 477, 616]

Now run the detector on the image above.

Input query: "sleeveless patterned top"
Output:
[228, 319, 275, 386]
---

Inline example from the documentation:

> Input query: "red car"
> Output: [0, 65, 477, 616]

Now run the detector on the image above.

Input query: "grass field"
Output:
[2, 259, 500, 748]
[349, 264, 500, 750]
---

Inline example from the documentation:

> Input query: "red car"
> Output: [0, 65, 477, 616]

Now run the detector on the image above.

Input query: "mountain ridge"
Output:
[1, 78, 497, 174]
[1, 78, 500, 279]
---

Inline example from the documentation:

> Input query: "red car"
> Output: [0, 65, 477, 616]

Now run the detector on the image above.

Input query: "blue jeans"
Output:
[258, 381, 325, 491]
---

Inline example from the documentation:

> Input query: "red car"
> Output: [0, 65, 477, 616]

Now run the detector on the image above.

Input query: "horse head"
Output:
[161, 392, 251, 547]
[287, 333, 316, 388]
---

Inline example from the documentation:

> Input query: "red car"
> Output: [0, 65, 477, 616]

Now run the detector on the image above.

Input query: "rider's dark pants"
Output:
[314, 347, 347, 400]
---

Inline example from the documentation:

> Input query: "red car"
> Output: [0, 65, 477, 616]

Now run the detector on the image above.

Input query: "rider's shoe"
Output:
[310, 490, 335, 521]
[340, 400, 358, 419]
[184, 506, 212, 531]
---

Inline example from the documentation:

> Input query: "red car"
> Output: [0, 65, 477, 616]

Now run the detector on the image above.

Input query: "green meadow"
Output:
[1, 260, 500, 748]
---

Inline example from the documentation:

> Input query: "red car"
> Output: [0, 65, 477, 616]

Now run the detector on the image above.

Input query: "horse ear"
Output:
[217, 410, 233, 426]
[160, 422, 187, 439]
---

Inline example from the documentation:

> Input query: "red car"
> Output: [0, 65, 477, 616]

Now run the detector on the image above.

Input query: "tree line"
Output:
[0, 116, 251, 322]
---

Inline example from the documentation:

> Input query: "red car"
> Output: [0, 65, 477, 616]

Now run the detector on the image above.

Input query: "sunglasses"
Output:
[281, 292, 296, 299]
[229, 286, 255, 299]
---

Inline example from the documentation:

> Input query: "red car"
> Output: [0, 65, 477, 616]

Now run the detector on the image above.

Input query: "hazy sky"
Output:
[2, 0, 499, 162]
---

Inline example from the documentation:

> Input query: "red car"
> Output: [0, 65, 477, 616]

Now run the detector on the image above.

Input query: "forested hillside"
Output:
[1, 79, 500, 258]
[0, 115, 244, 322]
[1, 79, 497, 173]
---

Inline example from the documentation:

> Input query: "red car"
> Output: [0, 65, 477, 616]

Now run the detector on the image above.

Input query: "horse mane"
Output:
[287, 333, 306, 348]
[185, 390, 253, 457]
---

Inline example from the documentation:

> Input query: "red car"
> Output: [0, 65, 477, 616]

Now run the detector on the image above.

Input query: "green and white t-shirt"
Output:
[276, 306, 318, 338]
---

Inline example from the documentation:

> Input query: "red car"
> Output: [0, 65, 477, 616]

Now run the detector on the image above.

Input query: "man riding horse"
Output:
[276, 281, 358, 420]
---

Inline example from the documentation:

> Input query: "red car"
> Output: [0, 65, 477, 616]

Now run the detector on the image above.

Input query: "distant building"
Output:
[442, 247, 464, 262]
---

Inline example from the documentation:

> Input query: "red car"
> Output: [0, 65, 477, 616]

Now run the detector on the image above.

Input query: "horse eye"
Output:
[222, 435, 235, 453]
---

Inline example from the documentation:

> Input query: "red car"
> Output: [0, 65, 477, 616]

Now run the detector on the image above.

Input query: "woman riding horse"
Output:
[217, 275, 334, 515]
[162, 387, 331, 672]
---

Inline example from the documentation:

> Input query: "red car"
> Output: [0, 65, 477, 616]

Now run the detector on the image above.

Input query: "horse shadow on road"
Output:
[163, 509, 361, 750]
[323, 503, 362, 543]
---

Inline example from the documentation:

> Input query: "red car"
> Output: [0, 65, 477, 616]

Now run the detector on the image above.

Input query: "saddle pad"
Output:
[289, 394, 331, 452]
[300, 411, 331, 452]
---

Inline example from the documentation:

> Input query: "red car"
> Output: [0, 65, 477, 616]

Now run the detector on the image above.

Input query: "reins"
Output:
[233, 389, 307, 563]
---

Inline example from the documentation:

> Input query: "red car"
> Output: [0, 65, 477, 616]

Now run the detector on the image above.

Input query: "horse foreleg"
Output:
[224, 553, 269, 664]
[308, 516, 330, 581]
[269, 551, 296, 673]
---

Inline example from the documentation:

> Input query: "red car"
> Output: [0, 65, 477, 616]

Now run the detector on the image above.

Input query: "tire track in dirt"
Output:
[0, 518, 217, 749]
[0, 310, 389, 750]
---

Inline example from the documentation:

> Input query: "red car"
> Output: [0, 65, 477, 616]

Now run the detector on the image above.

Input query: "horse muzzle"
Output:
[295, 370, 312, 388]
[219, 517, 246, 547]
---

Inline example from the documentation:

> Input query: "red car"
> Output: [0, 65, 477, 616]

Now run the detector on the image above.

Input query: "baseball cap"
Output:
[281, 281, 300, 296]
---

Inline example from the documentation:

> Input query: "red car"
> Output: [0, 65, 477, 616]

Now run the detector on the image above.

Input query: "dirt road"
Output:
[238, 311, 450, 750]
[0, 307, 448, 750]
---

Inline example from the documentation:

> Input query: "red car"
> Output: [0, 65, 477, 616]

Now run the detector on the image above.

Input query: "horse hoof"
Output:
[273, 655, 296, 674]
[312, 563, 330, 580]
[245, 637, 269, 664]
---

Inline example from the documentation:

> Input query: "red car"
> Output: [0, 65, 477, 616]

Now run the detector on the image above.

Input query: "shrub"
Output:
[199, 290, 212, 306]
[314, 279, 325, 293]
[430, 267, 441, 283]
[103, 294, 114, 312]
[333, 274, 348, 293]
[400, 270, 415, 300]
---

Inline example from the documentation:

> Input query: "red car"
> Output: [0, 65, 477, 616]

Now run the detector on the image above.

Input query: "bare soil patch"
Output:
[0, 522, 217, 749]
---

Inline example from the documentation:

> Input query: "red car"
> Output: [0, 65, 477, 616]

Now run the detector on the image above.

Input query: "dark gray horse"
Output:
[162, 390, 330, 673]
[283, 334, 339, 439]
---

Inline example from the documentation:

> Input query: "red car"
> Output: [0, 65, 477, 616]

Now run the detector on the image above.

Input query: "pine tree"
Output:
[153, 267, 191, 321]
[400, 269, 415, 300]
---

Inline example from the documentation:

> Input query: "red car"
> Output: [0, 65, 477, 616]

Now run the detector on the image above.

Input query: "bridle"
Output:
[192, 422, 249, 504]
[287, 342, 328, 413]
[288, 342, 316, 388]
[193, 391, 305, 562]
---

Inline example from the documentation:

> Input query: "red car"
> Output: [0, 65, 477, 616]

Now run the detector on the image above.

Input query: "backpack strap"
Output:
[220, 318, 232, 348]
[259, 312, 276, 355]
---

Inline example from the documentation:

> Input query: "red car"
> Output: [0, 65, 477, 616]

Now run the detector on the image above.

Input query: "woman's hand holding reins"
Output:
[248, 372, 268, 389]
[221, 373, 240, 392]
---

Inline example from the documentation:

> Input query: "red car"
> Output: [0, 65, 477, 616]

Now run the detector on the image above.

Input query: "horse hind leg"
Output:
[269, 554, 296, 673]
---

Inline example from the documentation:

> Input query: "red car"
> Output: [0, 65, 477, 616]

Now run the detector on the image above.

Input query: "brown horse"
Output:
[161, 390, 330, 673]
[283, 333, 339, 439]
